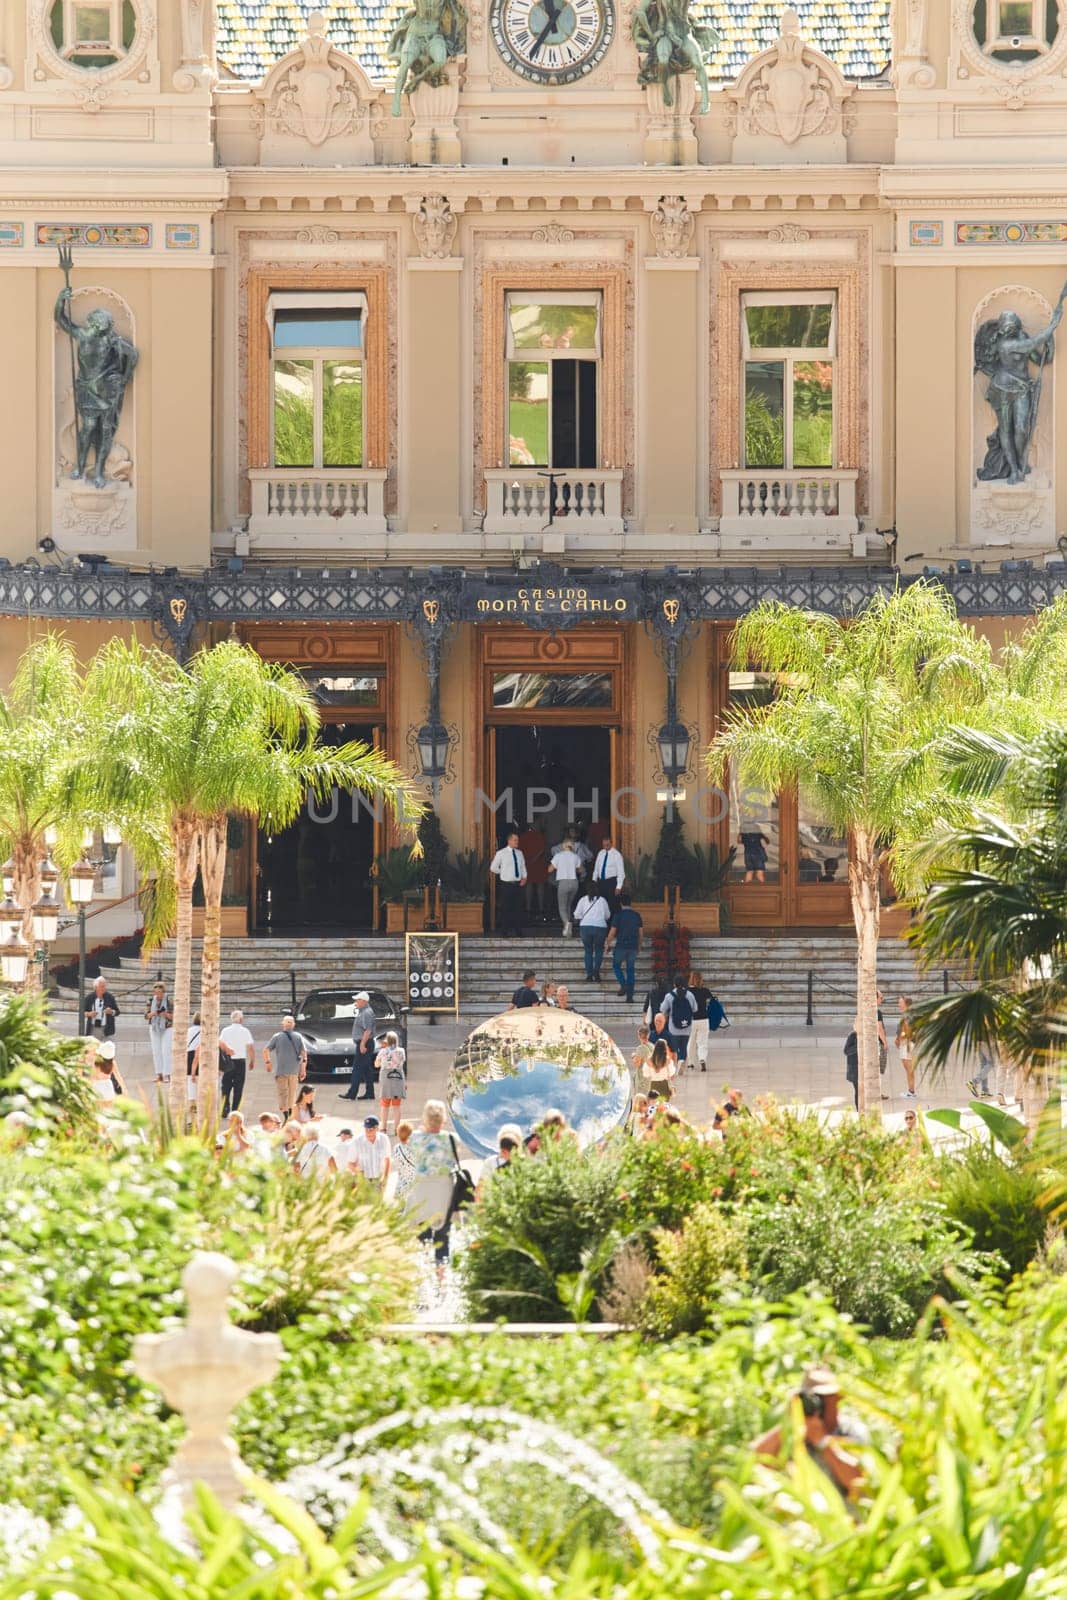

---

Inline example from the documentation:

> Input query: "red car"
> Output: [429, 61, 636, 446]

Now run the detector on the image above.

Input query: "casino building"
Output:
[0, 0, 1066, 938]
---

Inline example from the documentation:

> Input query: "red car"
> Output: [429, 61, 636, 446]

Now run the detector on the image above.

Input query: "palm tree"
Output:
[906, 724, 1067, 1129]
[78, 639, 421, 1124]
[706, 582, 993, 1114]
[0, 636, 91, 993]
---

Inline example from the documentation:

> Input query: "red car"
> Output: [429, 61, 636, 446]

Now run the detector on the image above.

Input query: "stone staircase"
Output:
[62, 933, 950, 1029]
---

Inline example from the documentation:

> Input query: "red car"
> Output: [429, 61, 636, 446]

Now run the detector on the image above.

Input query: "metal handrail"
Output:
[804, 966, 971, 1026]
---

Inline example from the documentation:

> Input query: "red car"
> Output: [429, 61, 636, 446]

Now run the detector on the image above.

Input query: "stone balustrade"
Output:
[247, 468, 388, 548]
[484, 468, 624, 536]
[719, 468, 860, 553]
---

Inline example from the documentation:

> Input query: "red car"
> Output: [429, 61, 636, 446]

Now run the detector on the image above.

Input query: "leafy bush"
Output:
[638, 1202, 746, 1337]
[459, 1136, 623, 1321]
[744, 1168, 990, 1337]
[0, 992, 97, 1132]
[937, 1142, 1047, 1281]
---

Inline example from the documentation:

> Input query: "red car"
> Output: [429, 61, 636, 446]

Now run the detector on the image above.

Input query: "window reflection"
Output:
[492, 671, 613, 709]
[727, 669, 780, 884]
[797, 785, 847, 885]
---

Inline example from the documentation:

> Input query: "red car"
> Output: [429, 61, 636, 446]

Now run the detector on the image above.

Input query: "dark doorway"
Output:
[256, 722, 376, 932]
[492, 724, 612, 848]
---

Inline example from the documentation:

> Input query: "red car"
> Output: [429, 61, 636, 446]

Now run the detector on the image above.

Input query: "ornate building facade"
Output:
[0, 0, 1065, 934]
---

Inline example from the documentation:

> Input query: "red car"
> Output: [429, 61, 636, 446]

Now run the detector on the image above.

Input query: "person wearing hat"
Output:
[89, 1039, 125, 1102]
[347, 1114, 391, 1188]
[341, 990, 377, 1101]
[752, 1367, 867, 1500]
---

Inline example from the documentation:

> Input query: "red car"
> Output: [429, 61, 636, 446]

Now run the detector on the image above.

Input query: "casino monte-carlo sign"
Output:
[470, 579, 637, 619]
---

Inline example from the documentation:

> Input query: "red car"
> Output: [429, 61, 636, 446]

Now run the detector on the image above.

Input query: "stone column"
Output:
[640, 199, 700, 540]
[403, 196, 464, 535]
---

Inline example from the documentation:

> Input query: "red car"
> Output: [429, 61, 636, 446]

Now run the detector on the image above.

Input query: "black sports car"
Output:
[295, 988, 409, 1082]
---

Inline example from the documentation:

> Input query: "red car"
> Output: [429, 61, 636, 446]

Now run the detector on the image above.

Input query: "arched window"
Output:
[972, 0, 1059, 63]
[49, 1, 137, 70]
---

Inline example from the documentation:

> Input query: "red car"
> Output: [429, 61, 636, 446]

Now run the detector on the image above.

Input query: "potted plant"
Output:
[442, 847, 487, 933]
[626, 849, 666, 927]
[376, 846, 426, 933]
[678, 841, 735, 935]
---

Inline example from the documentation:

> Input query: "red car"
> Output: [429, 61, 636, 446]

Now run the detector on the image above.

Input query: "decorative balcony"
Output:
[718, 469, 859, 553]
[247, 468, 388, 548]
[483, 469, 624, 537]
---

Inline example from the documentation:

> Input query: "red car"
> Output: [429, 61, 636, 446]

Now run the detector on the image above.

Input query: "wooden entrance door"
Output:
[711, 626, 851, 930]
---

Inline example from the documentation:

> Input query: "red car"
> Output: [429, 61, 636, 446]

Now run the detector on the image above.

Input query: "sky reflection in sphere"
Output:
[447, 1007, 631, 1158]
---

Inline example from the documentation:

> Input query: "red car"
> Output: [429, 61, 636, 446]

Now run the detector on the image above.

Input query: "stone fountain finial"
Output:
[133, 1252, 281, 1510]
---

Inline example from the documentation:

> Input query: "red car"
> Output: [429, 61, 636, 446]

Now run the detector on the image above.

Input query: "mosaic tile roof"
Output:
[216, 0, 892, 89]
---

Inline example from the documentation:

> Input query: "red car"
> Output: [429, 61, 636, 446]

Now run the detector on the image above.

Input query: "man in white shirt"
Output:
[489, 827, 527, 938]
[573, 890, 612, 983]
[218, 1008, 255, 1116]
[296, 1123, 337, 1178]
[346, 1114, 391, 1187]
[547, 834, 583, 936]
[591, 835, 625, 913]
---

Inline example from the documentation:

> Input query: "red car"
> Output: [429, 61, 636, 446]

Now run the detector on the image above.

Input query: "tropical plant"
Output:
[936, 1139, 1047, 1282]
[906, 724, 1067, 1125]
[0, 991, 96, 1132]
[627, 848, 656, 899]
[76, 639, 420, 1124]
[442, 846, 488, 902]
[706, 583, 996, 1112]
[373, 844, 424, 904]
[0, 636, 100, 988]
[682, 841, 735, 900]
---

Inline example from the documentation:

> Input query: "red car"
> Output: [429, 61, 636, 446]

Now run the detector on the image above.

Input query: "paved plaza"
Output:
[59, 995, 994, 1142]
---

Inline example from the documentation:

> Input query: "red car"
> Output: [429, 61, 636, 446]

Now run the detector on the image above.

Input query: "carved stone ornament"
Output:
[174, 0, 217, 92]
[952, 0, 1067, 88]
[531, 222, 575, 244]
[894, 0, 936, 89]
[650, 196, 694, 258]
[767, 223, 811, 243]
[413, 195, 458, 259]
[252, 10, 374, 147]
[29, 0, 157, 98]
[726, 7, 855, 153]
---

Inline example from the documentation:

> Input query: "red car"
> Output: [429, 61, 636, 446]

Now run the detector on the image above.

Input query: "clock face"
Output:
[491, 0, 614, 83]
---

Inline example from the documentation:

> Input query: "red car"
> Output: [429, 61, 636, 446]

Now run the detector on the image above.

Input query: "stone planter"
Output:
[630, 900, 670, 927]
[191, 906, 248, 938]
[444, 901, 484, 933]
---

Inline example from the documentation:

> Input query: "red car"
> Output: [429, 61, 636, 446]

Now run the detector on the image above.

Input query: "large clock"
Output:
[490, 0, 614, 84]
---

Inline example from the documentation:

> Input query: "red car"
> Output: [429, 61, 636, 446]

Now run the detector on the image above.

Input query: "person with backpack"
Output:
[375, 1030, 407, 1133]
[661, 973, 697, 1064]
[687, 969, 713, 1071]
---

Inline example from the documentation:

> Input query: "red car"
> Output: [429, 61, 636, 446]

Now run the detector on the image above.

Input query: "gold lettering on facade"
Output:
[169, 597, 187, 625]
[477, 599, 489, 612]
[662, 598, 680, 626]
[615, 599, 628, 612]
[422, 599, 440, 625]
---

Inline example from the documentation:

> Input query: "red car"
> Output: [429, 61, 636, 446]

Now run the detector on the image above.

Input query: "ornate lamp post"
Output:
[67, 854, 97, 1019]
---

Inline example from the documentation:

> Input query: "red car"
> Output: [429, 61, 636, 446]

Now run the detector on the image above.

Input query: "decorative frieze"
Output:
[957, 220, 1067, 246]
[36, 223, 152, 248]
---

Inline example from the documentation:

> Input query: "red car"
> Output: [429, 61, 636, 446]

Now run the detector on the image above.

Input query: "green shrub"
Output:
[460, 1137, 622, 1321]
[744, 1169, 991, 1337]
[937, 1142, 1047, 1280]
[0, 992, 97, 1132]
[639, 1202, 746, 1337]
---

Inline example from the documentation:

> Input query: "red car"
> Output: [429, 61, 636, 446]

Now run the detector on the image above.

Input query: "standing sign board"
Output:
[405, 931, 459, 1015]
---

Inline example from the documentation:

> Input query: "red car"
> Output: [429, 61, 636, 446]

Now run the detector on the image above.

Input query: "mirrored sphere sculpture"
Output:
[447, 1007, 631, 1158]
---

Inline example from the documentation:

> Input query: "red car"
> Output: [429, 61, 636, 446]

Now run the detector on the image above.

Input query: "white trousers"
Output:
[691, 1018, 710, 1066]
[149, 1026, 171, 1079]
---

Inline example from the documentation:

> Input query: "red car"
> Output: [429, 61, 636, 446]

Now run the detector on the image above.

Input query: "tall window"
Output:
[506, 293, 600, 469]
[742, 292, 835, 471]
[268, 293, 365, 470]
[50, 0, 136, 68]
[973, 0, 1058, 60]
